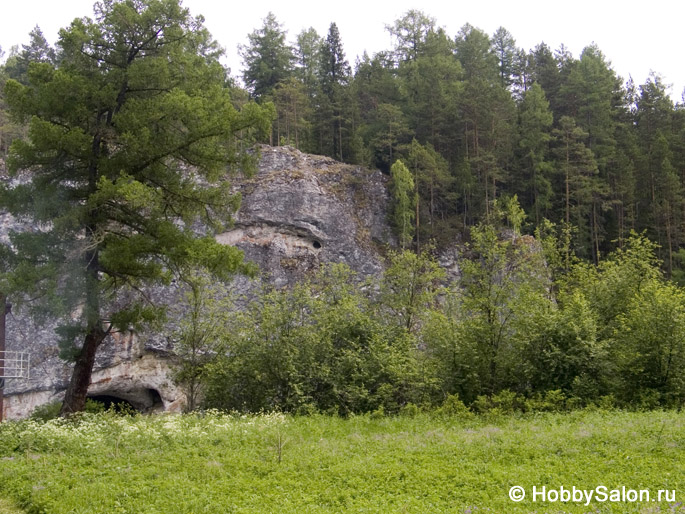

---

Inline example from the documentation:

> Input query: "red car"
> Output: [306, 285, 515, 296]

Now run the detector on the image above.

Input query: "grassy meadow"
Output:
[0, 410, 683, 513]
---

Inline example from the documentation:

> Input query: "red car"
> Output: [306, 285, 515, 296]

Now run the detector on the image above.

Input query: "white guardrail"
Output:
[0, 351, 31, 379]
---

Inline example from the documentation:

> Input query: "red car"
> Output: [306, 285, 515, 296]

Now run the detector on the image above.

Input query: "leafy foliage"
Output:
[169, 272, 234, 411]
[389, 159, 415, 248]
[203, 263, 435, 415]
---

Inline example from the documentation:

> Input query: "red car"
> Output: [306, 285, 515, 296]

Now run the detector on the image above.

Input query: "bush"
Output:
[524, 390, 568, 412]
[473, 390, 524, 415]
[203, 264, 433, 415]
[399, 403, 421, 417]
[30, 399, 106, 421]
[30, 401, 62, 422]
[433, 395, 474, 420]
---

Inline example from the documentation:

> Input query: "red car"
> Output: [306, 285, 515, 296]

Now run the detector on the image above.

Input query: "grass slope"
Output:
[0, 410, 683, 513]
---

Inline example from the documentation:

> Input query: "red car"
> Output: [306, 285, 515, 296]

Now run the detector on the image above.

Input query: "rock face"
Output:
[1, 146, 393, 419]
[223, 146, 392, 287]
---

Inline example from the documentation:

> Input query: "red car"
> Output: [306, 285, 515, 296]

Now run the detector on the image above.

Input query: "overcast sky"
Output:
[2, 0, 684, 102]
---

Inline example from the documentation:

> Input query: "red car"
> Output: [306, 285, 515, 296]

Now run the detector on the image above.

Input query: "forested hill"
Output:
[1, 10, 684, 276]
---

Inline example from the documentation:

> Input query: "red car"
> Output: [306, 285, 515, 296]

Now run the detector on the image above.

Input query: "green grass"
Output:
[0, 498, 23, 514]
[0, 410, 683, 513]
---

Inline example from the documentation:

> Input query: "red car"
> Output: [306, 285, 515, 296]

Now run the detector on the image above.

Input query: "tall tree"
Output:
[553, 116, 599, 258]
[398, 27, 461, 158]
[560, 45, 621, 159]
[634, 73, 677, 259]
[4, 26, 56, 85]
[318, 23, 350, 161]
[386, 9, 436, 63]
[1, 27, 57, 154]
[528, 43, 562, 114]
[1, 0, 272, 415]
[516, 83, 554, 223]
[491, 27, 517, 90]
[271, 77, 311, 149]
[455, 24, 515, 220]
[351, 51, 404, 168]
[294, 27, 322, 98]
[240, 12, 294, 100]
[405, 139, 454, 246]
[389, 159, 415, 249]
[368, 103, 411, 171]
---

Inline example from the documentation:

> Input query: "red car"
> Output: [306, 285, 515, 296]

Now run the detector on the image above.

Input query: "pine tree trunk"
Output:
[61, 140, 105, 417]
[666, 205, 673, 277]
[592, 201, 600, 264]
[565, 140, 571, 225]
[59, 327, 105, 415]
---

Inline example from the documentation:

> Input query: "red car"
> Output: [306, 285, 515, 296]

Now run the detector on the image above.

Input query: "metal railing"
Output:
[0, 351, 30, 379]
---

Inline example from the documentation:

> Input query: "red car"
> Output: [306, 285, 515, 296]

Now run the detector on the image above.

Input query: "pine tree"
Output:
[271, 77, 311, 149]
[455, 24, 515, 220]
[399, 28, 461, 158]
[405, 139, 454, 246]
[634, 73, 676, 253]
[517, 83, 554, 223]
[318, 23, 350, 161]
[1, 0, 272, 415]
[240, 12, 294, 101]
[386, 9, 435, 63]
[491, 27, 517, 90]
[351, 51, 404, 168]
[528, 43, 562, 114]
[294, 27, 322, 98]
[4, 26, 56, 85]
[553, 116, 599, 258]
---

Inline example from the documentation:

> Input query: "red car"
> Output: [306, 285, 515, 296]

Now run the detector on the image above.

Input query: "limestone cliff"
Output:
[1, 146, 393, 419]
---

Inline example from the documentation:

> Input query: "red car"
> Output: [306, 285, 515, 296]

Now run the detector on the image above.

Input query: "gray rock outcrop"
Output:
[1, 146, 393, 419]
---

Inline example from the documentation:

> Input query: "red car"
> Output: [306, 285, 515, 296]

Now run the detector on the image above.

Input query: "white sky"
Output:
[1, 0, 684, 102]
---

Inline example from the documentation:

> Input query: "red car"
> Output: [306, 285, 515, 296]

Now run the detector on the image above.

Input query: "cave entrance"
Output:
[87, 394, 137, 413]
[87, 388, 164, 413]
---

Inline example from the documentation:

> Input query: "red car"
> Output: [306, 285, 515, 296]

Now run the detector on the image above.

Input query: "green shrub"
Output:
[473, 389, 524, 415]
[524, 389, 568, 412]
[203, 263, 433, 415]
[29, 401, 62, 422]
[399, 402, 421, 417]
[595, 394, 617, 410]
[30, 399, 110, 421]
[434, 394, 474, 420]
[370, 405, 385, 419]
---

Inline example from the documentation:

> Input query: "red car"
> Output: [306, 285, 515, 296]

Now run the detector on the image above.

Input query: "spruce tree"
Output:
[240, 12, 294, 100]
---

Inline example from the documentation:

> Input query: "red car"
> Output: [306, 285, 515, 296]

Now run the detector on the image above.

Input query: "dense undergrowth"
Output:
[175, 230, 685, 416]
[0, 409, 683, 513]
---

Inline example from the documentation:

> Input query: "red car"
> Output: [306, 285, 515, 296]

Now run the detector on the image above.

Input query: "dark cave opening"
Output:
[87, 394, 138, 412]
[88, 388, 164, 413]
